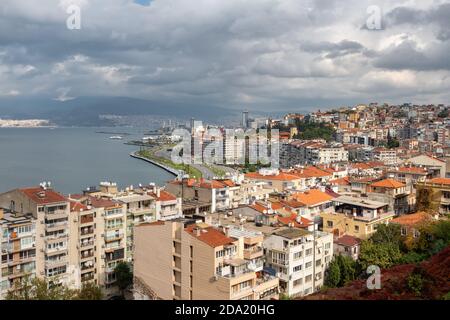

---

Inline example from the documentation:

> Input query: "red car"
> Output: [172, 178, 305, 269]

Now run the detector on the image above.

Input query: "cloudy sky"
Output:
[0, 0, 449, 112]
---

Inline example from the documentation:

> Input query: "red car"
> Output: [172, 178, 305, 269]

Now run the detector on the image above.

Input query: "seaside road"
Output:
[155, 146, 239, 179]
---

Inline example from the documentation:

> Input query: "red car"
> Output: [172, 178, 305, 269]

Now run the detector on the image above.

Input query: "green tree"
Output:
[370, 224, 403, 248]
[324, 258, 341, 287]
[338, 255, 357, 285]
[114, 262, 133, 297]
[358, 241, 402, 270]
[76, 282, 103, 300]
[6, 276, 77, 300]
[294, 119, 336, 142]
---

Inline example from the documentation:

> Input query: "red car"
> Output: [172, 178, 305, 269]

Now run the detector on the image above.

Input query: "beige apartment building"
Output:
[133, 219, 279, 300]
[69, 194, 127, 297]
[321, 196, 395, 239]
[0, 185, 77, 288]
[0, 208, 36, 298]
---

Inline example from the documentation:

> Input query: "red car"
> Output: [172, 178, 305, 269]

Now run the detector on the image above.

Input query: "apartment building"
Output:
[88, 196, 126, 297]
[321, 196, 395, 239]
[367, 178, 412, 215]
[68, 201, 100, 289]
[244, 170, 304, 192]
[404, 154, 446, 178]
[264, 228, 333, 298]
[133, 220, 279, 300]
[0, 185, 76, 288]
[113, 191, 157, 261]
[166, 178, 238, 213]
[415, 178, 450, 215]
[288, 189, 335, 221]
[373, 147, 397, 165]
[280, 141, 348, 167]
[0, 209, 36, 298]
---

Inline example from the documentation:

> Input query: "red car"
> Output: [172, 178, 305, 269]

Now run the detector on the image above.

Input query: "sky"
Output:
[0, 0, 450, 112]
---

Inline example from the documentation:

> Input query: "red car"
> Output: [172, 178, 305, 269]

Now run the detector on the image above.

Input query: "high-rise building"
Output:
[133, 220, 279, 300]
[242, 111, 249, 129]
[0, 208, 36, 298]
[0, 184, 76, 288]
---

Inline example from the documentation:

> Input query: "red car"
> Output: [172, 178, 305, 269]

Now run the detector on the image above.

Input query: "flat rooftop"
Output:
[334, 195, 387, 209]
[273, 228, 311, 239]
[0, 210, 33, 226]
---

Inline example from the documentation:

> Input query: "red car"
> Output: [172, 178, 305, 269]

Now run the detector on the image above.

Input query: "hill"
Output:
[303, 246, 450, 300]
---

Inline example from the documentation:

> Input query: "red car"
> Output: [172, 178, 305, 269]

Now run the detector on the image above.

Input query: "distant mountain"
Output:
[0, 96, 239, 126]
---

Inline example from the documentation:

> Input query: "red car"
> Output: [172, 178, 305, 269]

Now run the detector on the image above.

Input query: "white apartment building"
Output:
[308, 145, 348, 165]
[264, 228, 333, 298]
[0, 209, 36, 298]
[0, 185, 77, 288]
[373, 148, 397, 165]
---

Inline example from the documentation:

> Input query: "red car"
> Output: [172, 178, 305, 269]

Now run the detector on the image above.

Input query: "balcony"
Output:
[80, 228, 94, 236]
[45, 210, 67, 220]
[45, 233, 68, 243]
[45, 220, 67, 230]
[80, 240, 95, 248]
[47, 246, 68, 256]
[81, 274, 95, 282]
[80, 215, 94, 224]
[105, 224, 123, 231]
[269, 258, 288, 266]
[80, 252, 95, 260]
[105, 234, 124, 242]
[244, 247, 263, 260]
[81, 263, 95, 272]
[45, 257, 67, 268]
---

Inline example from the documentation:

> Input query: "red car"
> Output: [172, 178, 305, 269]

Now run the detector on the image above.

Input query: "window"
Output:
[216, 250, 224, 258]
[305, 275, 312, 283]
[401, 227, 407, 236]
[293, 265, 302, 273]
[315, 259, 321, 267]
[305, 262, 312, 269]
[327, 221, 333, 228]
[305, 248, 312, 256]
[20, 237, 34, 249]
[325, 242, 331, 249]
[293, 279, 303, 287]
[293, 251, 302, 260]
[354, 225, 360, 233]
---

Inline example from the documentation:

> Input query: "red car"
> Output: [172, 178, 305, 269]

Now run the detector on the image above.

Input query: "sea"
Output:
[0, 127, 175, 194]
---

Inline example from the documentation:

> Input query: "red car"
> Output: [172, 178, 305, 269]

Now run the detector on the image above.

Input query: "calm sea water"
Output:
[0, 127, 174, 194]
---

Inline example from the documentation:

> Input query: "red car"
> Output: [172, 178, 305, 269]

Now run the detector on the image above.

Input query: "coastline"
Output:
[130, 151, 178, 176]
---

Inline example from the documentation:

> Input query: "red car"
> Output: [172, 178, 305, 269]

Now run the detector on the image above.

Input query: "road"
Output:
[155, 146, 239, 179]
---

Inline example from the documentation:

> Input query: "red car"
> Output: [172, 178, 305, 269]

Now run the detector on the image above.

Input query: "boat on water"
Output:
[109, 136, 123, 140]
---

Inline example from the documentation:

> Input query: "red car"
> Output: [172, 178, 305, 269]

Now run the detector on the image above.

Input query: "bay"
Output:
[0, 127, 174, 194]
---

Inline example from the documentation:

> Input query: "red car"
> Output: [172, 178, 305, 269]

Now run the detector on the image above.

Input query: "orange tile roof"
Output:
[391, 212, 432, 226]
[329, 177, 350, 185]
[87, 196, 120, 209]
[336, 235, 361, 247]
[292, 166, 332, 178]
[245, 172, 301, 181]
[70, 201, 88, 212]
[277, 213, 312, 229]
[396, 167, 428, 174]
[370, 178, 405, 189]
[429, 178, 450, 185]
[149, 190, 177, 202]
[185, 225, 235, 247]
[281, 199, 305, 209]
[292, 189, 334, 206]
[19, 187, 67, 205]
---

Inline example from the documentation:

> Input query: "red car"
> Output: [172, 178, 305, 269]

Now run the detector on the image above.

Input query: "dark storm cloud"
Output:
[0, 0, 449, 108]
